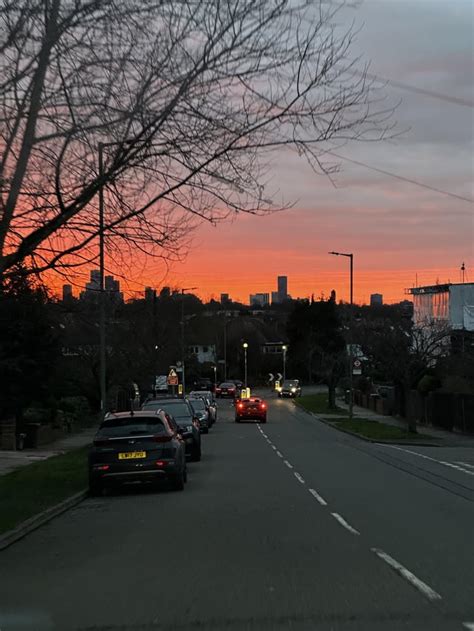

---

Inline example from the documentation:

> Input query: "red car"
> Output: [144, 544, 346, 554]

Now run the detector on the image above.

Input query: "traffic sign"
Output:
[352, 359, 362, 375]
[268, 373, 274, 383]
[167, 367, 178, 385]
[276, 372, 283, 381]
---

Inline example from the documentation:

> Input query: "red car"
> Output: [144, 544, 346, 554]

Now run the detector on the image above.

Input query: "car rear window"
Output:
[189, 399, 206, 411]
[98, 417, 168, 437]
[151, 402, 192, 418]
[219, 383, 235, 388]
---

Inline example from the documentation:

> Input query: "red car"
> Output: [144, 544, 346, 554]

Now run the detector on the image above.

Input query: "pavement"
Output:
[0, 393, 473, 630]
[0, 427, 98, 476]
[332, 397, 474, 445]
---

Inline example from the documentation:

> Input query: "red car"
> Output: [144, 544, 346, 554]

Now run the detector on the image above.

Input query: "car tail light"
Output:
[260, 403, 266, 410]
[94, 464, 110, 471]
[237, 402, 244, 409]
[153, 435, 173, 443]
[156, 460, 172, 467]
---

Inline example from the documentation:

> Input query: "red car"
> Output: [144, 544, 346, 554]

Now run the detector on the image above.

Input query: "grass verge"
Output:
[0, 446, 88, 535]
[332, 419, 431, 441]
[297, 393, 349, 416]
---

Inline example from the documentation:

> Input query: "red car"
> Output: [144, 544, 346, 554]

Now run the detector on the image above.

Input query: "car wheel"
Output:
[88, 479, 103, 497]
[171, 469, 185, 491]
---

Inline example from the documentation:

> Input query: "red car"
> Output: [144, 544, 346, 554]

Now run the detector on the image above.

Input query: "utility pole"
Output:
[98, 142, 106, 416]
[97, 139, 133, 416]
[181, 287, 197, 395]
[329, 251, 354, 421]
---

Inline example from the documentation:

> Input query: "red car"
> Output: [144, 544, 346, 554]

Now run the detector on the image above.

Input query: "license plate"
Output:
[118, 451, 146, 460]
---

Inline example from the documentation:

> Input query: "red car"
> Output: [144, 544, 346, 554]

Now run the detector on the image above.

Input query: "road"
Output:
[1, 393, 473, 631]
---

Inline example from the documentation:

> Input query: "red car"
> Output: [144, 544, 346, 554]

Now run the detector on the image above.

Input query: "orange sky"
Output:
[56, 204, 470, 306]
[47, 1, 473, 305]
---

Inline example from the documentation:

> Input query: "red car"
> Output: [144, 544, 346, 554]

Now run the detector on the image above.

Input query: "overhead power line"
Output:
[349, 68, 474, 108]
[326, 151, 474, 204]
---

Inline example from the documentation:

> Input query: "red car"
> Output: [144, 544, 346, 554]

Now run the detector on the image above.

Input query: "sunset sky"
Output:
[61, 0, 473, 305]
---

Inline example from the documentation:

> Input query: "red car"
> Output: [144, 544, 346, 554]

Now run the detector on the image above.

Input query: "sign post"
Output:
[352, 359, 362, 375]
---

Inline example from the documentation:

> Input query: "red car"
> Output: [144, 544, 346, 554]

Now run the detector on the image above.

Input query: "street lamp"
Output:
[282, 345, 287, 381]
[329, 251, 354, 421]
[243, 342, 248, 388]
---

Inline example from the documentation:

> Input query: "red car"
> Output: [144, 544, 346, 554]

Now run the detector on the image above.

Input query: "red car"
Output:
[235, 397, 267, 423]
[215, 382, 237, 398]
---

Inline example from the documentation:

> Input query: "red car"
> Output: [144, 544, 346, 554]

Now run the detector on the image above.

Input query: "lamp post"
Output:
[329, 251, 354, 421]
[282, 345, 287, 381]
[243, 342, 248, 388]
[181, 287, 197, 395]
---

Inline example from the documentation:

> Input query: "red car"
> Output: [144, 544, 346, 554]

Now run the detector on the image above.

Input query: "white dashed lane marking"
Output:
[276, 451, 283, 458]
[371, 548, 442, 602]
[331, 512, 360, 535]
[283, 460, 293, 469]
[308, 488, 328, 506]
[462, 623, 474, 630]
[294, 472, 305, 484]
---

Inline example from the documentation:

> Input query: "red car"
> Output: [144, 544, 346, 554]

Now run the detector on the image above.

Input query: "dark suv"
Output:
[142, 398, 201, 461]
[88, 410, 187, 495]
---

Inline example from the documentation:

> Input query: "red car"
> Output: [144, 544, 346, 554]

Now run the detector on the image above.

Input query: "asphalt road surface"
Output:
[1, 393, 473, 631]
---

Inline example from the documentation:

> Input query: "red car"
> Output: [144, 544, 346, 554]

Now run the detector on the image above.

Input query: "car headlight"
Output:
[291, 387, 296, 393]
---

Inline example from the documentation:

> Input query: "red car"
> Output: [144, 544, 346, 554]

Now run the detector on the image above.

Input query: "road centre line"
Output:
[271, 445, 277, 450]
[456, 462, 474, 469]
[294, 472, 305, 484]
[331, 512, 360, 535]
[462, 623, 474, 630]
[283, 460, 293, 469]
[385, 446, 474, 477]
[371, 548, 442, 602]
[308, 488, 328, 506]
[276, 451, 283, 458]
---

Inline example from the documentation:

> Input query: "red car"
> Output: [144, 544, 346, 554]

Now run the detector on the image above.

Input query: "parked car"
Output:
[88, 410, 187, 495]
[229, 379, 244, 390]
[188, 397, 211, 433]
[142, 398, 201, 461]
[189, 391, 218, 424]
[278, 379, 302, 398]
[235, 397, 267, 423]
[215, 382, 237, 398]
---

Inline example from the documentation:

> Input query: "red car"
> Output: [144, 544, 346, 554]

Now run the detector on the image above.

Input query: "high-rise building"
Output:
[277, 276, 288, 302]
[62, 284, 73, 301]
[220, 293, 230, 304]
[81, 269, 122, 303]
[145, 287, 156, 301]
[271, 291, 280, 305]
[370, 293, 383, 307]
[250, 293, 270, 307]
[90, 269, 100, 288]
